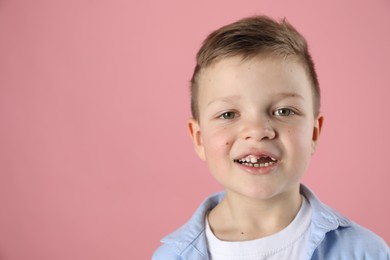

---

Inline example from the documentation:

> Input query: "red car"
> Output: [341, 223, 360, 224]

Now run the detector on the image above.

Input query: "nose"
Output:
[240, 117, 276, 142]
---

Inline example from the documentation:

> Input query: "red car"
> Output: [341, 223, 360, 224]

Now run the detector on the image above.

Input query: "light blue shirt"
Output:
[153, 185, 389, 259]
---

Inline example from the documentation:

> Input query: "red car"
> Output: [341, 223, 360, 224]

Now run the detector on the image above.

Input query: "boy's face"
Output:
[188, 55, 323, 200]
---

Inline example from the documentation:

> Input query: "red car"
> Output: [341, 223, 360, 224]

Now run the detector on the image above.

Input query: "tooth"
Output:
[250, 157, 257, 163]
[265, 163, 269, 167]
[254, 164, 259, 167]
[260, 163, 265, 167]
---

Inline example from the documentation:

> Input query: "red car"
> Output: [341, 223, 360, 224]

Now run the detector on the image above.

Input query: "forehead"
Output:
[197, 55, 313, 103]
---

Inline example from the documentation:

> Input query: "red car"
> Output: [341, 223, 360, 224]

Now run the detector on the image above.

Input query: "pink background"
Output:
[1, 0, 389, 259]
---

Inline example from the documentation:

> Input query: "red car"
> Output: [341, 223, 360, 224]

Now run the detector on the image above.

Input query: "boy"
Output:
[153, 15, 389, 259]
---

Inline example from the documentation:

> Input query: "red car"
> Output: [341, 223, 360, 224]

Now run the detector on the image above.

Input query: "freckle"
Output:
[225, 142, 229, 145]
[241, 232, 244, 235]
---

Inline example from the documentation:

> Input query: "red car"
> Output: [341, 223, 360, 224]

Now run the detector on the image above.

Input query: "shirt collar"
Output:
[300, 185, 351, 229]
[160, 184, 352, 256]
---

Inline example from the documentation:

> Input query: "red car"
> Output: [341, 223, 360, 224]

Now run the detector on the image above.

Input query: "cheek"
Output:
[286, 127, 313, 153]
[203, 128, 234, 155]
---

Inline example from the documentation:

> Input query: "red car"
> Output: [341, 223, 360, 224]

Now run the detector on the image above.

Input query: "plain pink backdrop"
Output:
[1, 0, 389, 259]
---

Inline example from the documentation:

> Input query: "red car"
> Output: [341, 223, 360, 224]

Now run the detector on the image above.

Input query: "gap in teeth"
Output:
[238, 155, 276, 164]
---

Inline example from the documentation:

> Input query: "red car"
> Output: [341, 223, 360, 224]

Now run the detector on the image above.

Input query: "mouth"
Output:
[234, 154, 278, 168]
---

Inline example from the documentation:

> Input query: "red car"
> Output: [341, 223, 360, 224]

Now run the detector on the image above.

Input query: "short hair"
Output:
[190, 15, 320, 120]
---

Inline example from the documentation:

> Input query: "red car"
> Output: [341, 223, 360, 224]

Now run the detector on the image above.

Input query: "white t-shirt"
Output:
[205, 196, 312, 260]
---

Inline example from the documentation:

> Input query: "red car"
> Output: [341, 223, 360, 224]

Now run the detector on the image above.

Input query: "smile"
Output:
[234, 155, 277, 168]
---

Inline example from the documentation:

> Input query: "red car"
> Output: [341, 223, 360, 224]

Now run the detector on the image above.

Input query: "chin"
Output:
[230, 186, 281, 201]
[231, 183, 299, 201]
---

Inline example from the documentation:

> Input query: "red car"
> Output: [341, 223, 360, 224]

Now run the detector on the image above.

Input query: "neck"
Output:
[208, 185, 302, 241]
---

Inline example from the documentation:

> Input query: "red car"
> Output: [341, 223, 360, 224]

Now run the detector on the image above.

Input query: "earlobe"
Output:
[311, 114, 324, 154]
[187, 118, 206, 160]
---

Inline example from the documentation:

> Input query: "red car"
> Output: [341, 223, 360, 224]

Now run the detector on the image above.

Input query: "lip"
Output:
[234, 160, 279, 175]
[234, 150, 280, 175]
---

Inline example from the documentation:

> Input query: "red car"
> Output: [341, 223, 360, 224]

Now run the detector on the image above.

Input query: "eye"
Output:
[218, 111, 236, 120]
[274, 108, 295, 116]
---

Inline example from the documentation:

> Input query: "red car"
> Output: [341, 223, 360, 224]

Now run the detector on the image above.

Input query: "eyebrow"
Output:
[275, 92, 305, 100]
[207, 95, 241, 107]
[207, 92, 304, 106]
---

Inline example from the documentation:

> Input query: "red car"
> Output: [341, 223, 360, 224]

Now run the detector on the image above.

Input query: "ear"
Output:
[187, 118, 206, 160]
[311, 113, 324, 154]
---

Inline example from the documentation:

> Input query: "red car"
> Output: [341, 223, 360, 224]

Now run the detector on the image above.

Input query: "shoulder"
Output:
[152, 244, 181, 260]
[301, 185, 389, 259]
[317, 222, 389, 259]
